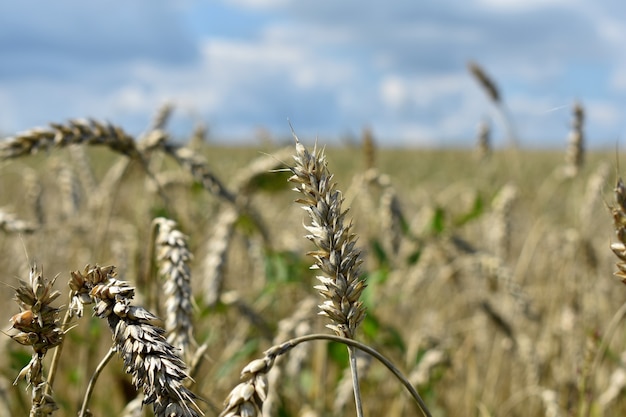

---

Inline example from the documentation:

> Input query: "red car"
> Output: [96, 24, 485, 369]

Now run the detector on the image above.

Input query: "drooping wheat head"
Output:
[0, 119, 140, 160]
[69, 265, 201, 417]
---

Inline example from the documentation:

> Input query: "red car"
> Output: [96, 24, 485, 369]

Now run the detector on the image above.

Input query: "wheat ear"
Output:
[154, 217, 195, 358]
[288, 136, 367, 416]
[69, 265, 201, 417]
[9, 265, 63, 416]
[0, 119, 140, 160]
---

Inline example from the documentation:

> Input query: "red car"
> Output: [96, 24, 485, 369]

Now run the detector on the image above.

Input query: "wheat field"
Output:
[0, 114, 625, 417]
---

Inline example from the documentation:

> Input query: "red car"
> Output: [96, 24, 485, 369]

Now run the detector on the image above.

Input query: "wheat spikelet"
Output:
[9, 265, 63, 416]
[69, 265, 201, 417]
[0, 119, 140, 160]
[154, 217, 195, 357]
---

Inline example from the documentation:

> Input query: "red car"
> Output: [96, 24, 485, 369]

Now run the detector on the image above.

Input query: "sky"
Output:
[0, 0, 625, 148]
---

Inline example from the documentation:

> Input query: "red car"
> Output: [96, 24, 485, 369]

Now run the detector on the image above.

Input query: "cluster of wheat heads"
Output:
[0, 114, 437, 417]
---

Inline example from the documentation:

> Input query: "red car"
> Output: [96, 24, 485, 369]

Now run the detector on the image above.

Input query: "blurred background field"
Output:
[1, 136, 625, 416]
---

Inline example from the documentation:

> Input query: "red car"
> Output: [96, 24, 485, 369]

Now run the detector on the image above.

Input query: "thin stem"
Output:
[45, 292, 75, 395]
[590, 300, 626, 380]
[144, 218, 160, 315]
[78, 347, 116, 417]
[267, 333, 432, 417]
[348, 345, 364, 417]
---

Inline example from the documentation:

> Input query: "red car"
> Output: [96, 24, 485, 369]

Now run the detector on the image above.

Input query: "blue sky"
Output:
[0, 0, 625, 147]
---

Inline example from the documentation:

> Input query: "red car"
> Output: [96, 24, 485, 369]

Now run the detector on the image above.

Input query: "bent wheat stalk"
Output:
[219, 334, 432, 417]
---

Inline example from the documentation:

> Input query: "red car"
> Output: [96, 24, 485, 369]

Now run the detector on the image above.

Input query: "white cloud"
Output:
[1, 0, 625, 146]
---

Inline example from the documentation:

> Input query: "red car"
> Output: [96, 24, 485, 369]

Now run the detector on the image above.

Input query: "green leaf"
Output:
[264, 250, 309, 284]
[370, 239, 389, 267]
[453, 193, 484, 227]
[245, 171, 291, 193]
[429, 206, 446, 235]
[327, 341, 349, 368]
[406, 249, 422, 266]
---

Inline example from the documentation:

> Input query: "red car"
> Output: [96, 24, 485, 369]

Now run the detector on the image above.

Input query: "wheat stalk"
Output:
[475, 119, 491, 160]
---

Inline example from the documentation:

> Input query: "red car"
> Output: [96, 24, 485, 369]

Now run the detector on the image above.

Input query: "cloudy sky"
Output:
[0, 0, 624, 147]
